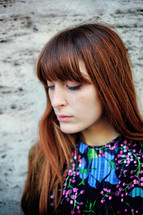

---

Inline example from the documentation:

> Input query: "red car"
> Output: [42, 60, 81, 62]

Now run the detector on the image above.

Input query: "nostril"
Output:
[51, 95, 67, 108]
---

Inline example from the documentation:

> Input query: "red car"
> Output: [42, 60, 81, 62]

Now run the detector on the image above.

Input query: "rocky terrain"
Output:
[0, 0, 143, 214]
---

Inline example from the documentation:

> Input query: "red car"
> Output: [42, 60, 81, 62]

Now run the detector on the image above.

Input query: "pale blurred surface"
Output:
[0, 0, 143, 214]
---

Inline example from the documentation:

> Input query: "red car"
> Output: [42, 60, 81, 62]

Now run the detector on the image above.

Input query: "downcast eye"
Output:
[47, 85, 55, 89]
[67, 84, 82, 91]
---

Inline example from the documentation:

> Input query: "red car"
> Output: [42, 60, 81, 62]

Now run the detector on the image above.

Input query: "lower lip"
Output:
[57, 116, 72, 122]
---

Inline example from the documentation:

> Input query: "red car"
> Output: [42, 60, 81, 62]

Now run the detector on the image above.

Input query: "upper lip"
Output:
[57, 115, 72, 118]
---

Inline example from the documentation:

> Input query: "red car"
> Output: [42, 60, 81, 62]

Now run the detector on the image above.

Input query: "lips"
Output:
[57, 115, 72, 122]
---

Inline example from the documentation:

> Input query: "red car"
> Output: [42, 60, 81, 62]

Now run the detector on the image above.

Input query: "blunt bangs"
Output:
[39, 30, 90, 85]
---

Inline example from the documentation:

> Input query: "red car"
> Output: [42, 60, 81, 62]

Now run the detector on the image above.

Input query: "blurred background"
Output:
[0, 0, 143, 214]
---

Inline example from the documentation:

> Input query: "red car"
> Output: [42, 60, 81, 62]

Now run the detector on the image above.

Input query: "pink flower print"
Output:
[123, 140, 127, 144]
[79, 159, 83, 163]
[50, 194, 54, 199]
[77, 210, 81, 214]
[73, 188, 78, 193]
[119, 188, 122, 192]
[133, 179, 138, 184]
[126, 160, 131, 164]
[80, 190, 84, 194]
[71, 210, 75, 214]
[63, 190, 66, 195]
[72, 195, 77, 199]
[115, 191, 120, 196]
[132, 149, 136, 153]
[120, 150, 123, 154]
[109, 196, 112, 200]
[68, 170, 73, 176]
[137, 156, 141, 160]
[141, 177, 143, 181]
[78, 155, 81, 159]
[101, 199, 105, 203]
[110, 144, 117, 150]
[66, 189, 72, 197]
[72, 166, 75, 171]
[70, 200, 73, 204]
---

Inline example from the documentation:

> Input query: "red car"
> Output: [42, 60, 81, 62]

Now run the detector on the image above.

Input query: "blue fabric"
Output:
[51, 136, 143, 215]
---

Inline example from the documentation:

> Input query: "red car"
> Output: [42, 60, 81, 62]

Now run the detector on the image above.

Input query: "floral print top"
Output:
[51, 136, 143, 215]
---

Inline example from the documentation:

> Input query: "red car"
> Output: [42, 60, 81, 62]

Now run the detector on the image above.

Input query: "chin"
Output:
[60, 125, 80, 134]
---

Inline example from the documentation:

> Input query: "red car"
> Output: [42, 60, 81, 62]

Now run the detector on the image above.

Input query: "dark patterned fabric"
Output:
[51, 136, 143, 215]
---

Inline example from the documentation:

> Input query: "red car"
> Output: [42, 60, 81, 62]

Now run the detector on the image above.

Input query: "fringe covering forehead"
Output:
[38, 29, 90, 85]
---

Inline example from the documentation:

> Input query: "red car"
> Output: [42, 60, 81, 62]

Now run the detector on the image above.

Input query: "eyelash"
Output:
[67, 84, 82, 91]
[47, 84, 82, 91]
[47, 86, 54, 89]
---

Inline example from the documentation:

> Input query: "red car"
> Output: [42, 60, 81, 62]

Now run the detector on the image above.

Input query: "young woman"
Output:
[21, 23, 143, 215]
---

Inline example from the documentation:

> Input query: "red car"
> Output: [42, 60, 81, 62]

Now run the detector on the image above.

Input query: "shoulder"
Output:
[118, 136, 143, 154]
[116, 136, 142, 181]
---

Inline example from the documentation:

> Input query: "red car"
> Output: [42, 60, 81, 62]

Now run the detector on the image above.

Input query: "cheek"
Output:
[79, 93, 103, 117]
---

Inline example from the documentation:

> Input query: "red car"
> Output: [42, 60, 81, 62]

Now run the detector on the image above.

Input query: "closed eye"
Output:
[47, 85, 55, 89]
[67, 84, 82, 91]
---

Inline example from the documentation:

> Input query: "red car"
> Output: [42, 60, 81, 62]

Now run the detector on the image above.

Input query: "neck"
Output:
[81, 116, 120, 146]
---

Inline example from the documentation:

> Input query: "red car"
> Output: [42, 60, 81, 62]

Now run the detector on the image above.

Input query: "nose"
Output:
[50, 86, 67, 108]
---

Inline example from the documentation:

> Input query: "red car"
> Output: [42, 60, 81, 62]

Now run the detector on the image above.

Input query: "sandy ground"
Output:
[0, 0, 143, 214]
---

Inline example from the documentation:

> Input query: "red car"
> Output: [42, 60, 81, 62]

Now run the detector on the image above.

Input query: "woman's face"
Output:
[47, 62, 103, 134]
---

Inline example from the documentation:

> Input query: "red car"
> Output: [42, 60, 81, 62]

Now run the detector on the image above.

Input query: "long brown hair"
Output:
[21, 23, 143, 215]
